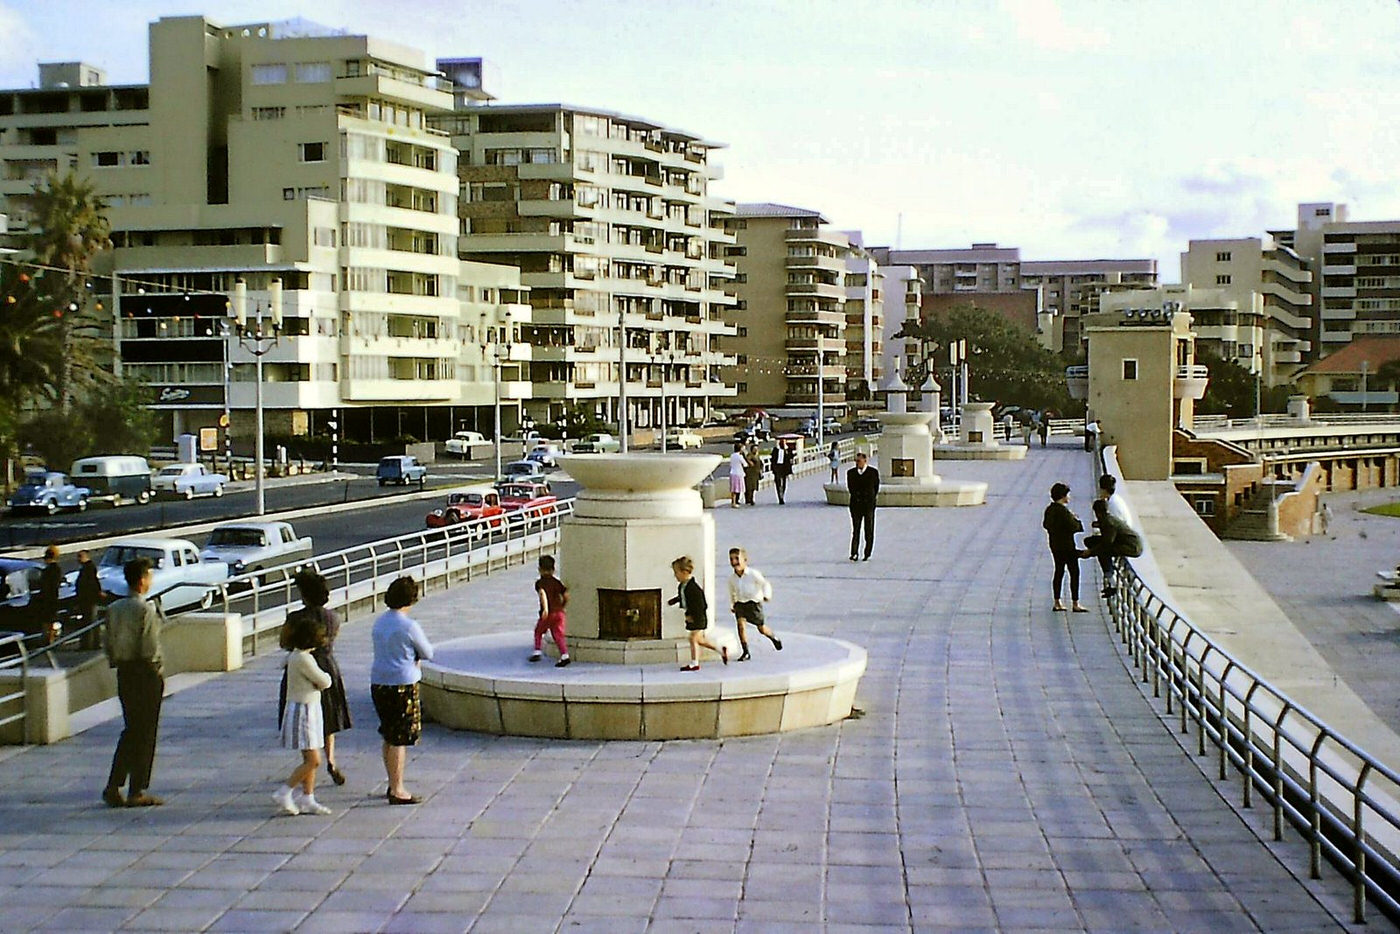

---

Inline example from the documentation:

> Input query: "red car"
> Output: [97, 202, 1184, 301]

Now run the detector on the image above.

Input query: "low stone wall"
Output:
[1276, 462, 1327, 540]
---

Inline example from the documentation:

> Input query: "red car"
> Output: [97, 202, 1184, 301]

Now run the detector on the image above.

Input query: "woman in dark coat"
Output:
[1042, 482, 1086, 613]
[279, 570, 352, 784]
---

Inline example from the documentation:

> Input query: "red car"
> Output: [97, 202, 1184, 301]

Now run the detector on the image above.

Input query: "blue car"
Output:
[7, 471, 91, 515]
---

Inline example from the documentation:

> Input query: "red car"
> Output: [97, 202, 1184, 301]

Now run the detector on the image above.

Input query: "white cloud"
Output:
[0, 3, 37, 88]
[1000, 0, 1109, 52]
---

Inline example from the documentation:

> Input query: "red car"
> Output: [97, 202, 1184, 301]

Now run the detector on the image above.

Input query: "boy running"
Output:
[727, 547, 782, 661]
[530, 555, 571, 667]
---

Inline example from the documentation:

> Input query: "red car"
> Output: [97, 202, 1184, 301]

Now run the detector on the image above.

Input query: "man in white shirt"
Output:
[1094, 474, 1136, 596]
[727, 547, 782, 662]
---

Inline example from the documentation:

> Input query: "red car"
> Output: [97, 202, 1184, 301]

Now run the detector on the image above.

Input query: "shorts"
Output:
[733, 600, 765, 626]
[371, 682, 422, 747]
[685, 614, 707, 632]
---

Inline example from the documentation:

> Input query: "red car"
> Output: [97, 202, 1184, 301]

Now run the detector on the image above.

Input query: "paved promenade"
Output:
[0, 440, 1371, 932]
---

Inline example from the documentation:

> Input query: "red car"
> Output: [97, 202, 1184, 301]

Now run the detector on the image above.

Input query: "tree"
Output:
[27, 170, 112, 413]
[0, 262, 65, 406]
[893, 306, 1077, 413]
[1194, 353, 1292, 417]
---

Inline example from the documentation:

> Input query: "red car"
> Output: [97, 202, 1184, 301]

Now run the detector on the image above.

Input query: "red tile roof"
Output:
[1299, 337, 1400, 375]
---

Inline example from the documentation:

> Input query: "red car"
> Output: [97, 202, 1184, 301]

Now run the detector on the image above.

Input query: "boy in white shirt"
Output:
[727, 547, 782, 662]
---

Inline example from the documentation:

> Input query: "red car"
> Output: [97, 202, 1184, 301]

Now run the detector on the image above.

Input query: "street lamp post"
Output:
[816, 348, 825, 450]
[230, 278, 282, 516]
[493, 309, 512, 481]
[618, 303, 629, 453]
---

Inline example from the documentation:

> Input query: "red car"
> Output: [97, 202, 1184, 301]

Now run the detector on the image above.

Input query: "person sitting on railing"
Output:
[1081, 499, 1143, 599]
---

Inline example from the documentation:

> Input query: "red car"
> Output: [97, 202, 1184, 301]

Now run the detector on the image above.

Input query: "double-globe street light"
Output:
[230, 278, 282, 516]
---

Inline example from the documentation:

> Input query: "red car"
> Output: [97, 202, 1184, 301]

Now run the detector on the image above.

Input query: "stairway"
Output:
[1222, 484, 1290, 542]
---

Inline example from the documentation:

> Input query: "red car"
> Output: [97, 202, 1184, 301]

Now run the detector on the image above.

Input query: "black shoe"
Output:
[849, 555, 858, 561]
[737, 649, 751, 662]
[387, 793, 422, 806]
[721, 646, 729, 665]
[327, 764, 346, 786]
[862, 555, 871, 561]
[125, 792, 163, 808]
[102, 787, 125, 808]
[555, 656, 571, 668]
[772, 638, 783, 651]
[1101, 587, 1113, 598]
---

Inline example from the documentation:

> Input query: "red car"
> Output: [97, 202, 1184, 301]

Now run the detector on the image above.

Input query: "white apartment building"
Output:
[882, 264, 921, 385]
[0, 18, 527, 443]
[434, 96, 738, 432]
[1100, 283, 1263, 379]
[842, 231, 886, 400]
[1181, 237, 1312, 386]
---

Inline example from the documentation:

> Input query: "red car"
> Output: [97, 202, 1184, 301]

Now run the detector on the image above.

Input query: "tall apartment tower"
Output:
[435, 97, 738, 432]
[1180, 237, 1313, 385]
[721, 204, 877, 414]
[0, 17, 528, 443]
[882, 264, 921, 384]
[873, 245, 1157, 355]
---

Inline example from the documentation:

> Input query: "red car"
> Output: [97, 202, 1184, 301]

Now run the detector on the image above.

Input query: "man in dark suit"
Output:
[846, 451, 880, 561]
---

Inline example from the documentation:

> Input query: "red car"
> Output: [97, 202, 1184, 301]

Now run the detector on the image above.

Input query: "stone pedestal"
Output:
[559, 454, 719, 664]
[937, 401, 1028, 460]
[824, 408, 987, 507]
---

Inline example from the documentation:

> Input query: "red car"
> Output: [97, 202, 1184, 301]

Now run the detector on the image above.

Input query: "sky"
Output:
[3, 0, 1400, 279]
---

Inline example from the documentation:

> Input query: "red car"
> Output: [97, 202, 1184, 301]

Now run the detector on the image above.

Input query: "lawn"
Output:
[1362, 501, 1400, 518]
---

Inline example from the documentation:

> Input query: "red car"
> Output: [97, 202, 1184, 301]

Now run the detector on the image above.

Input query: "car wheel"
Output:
[213, 485, 223, 498]
[44, 499, 57, 515]
[183, 488, 195, 500]
[378, 479, 386, 487]
[136, 490, 151, 504]
[76, 497, 87, 512]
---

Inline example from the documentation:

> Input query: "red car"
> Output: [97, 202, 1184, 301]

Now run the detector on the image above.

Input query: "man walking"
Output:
[75, 549, 101, 649]
[846, 451, 880, 561]
[771, 440, 793, 505]
[102, 558, 166, 808]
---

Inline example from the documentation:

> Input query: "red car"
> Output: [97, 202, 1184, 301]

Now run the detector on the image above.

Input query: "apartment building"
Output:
[1181, 237, 1312, 385]
[872, 245, 1157, 355]
[882, 264, 921, 386]
[434, 97, 737, 432]
[0, 17, 528, 443]
[719, 204, 887, 414]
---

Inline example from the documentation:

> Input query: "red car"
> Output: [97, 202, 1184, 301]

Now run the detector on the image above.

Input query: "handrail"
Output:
[1104, 536, 1400, 924]
[0, 632, 29, 740]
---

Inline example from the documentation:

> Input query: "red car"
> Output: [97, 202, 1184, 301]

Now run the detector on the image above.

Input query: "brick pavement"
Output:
[0, 439, 1369, 932]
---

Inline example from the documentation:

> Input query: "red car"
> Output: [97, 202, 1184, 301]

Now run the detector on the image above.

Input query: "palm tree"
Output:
[28, 170, 112, 413]
[0, 263, 64, 404]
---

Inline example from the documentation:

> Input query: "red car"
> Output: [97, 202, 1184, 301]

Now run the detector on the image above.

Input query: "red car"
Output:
[496, 481, 558, 521]
[425, 487, 504, 534]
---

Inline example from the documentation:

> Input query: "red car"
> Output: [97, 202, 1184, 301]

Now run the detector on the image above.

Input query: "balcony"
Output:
[1173, 364, 1210, 400]
[785, 309, 844, 327]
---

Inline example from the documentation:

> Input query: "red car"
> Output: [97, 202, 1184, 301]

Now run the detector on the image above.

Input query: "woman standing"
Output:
[728, 443, 746, 508]
[1042, 482, 1087, 613]
[370, 576, 434, 805]
[279, 571, 352, 785]
[827, 440, 840, 483]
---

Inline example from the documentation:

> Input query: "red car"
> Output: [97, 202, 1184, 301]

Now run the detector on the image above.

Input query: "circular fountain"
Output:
[420, 454, 867, 740]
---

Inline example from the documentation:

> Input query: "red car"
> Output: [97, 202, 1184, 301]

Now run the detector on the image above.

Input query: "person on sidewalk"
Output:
[371, 576, 434, 805]
[1037, 411, 1050, 447]
[35, 544, 62, 644]
[743, 441, 763, 506]
[529, 554, 570, 667]
[1042, 482, 1087, 613]
[74, 549, 101, 649]
[279, 571, 352, 787]
[728, 443, 746, 508]
[771, 440, 794, 505]
[727, 547, 781, 661]
[846, 451, 880, 561]
[273, 612, 334, 816]
[669, 555, 726, 671]
[828, 441, 840, 483]
[101, 558, 166, 808]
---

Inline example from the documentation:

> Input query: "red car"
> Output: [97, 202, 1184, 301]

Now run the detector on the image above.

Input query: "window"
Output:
[299, 141, 326, 162]
[130, 150, 150, 165]
[1194, 497, 1215, 516]
[92, 151, 120, 167]
[1216, 251, 1231, 262]
[294, 62, 332, 83]
[252, 106, 285, 120]
[1121, 359, 1138, 381]
[737, 327, 748, 337]
[1216, 274, 1231, 285]
[736, 382, 748, 393]
[251, 64, 288, 85]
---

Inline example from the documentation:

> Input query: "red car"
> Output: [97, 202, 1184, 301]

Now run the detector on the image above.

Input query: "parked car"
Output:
[525, 442, 565, 469]
[822, 417, 843, 435]
[200, 521, 314, 578]
[0, 556, 75, 648]
[663, 428, 704, 450]
[70, 455, 152, 506]
[444, 430, 490, 458]
[497, 481, 558, 522]
[852, 415, 883, 433]
[85, 538, 230, 613]
[376, 455, 427, 487]
[152, 463, 228, 499]
[500, 460, 547, 484]
[425, 487, 504, 534]
[7, 470, 91, 515]
[571, 433, 621, 454]
[733, 427, 771, 444]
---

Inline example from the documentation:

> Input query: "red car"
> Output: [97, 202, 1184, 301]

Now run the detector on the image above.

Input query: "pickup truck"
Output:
[444, 430, 490, 458]
[571, 433, 621, 454]
[152, 463, 228, 499]
[86, 538, 230, 613]
[7, 470, 90, 514]
[200, 521, 315, 578]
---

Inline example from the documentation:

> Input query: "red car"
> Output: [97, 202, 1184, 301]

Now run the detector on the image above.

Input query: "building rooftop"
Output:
[733, 202, 827, 221]
[1298, 337, 1400, 376]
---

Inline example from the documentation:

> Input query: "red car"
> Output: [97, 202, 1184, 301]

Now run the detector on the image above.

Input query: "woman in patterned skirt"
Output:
[371, 576, 434, 805]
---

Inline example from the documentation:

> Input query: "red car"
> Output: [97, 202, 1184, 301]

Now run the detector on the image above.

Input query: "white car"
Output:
[444, 430, 489, 458]
[663, 429, 703, 450]
[81, 538, 230, 613]
[571, 433, 621, 454]
[151, 463, 227, 499]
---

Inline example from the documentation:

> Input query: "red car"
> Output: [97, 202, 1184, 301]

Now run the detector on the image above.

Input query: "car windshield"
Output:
[157, 467, 186, 476]
[451, 494, 484, 506]
[207, 528, 266, 547]
[100, 546, 166, 569]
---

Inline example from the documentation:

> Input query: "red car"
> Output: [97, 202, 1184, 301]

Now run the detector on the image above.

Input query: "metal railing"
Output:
[1105, 558, 1400, 924]
[0, 633, 29, 739]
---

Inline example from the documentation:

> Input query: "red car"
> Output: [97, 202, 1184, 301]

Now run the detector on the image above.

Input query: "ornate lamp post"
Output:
[230, 278, 282, 516]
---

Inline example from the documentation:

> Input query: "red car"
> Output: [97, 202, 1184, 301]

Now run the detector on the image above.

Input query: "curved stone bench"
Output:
[420, 632, 867, 740]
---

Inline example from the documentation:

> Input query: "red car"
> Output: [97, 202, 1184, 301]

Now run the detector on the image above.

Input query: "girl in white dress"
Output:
[274, 613, 334, 816]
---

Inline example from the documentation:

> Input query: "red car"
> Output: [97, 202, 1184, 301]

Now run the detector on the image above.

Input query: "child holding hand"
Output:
[274, 613, 334, 816]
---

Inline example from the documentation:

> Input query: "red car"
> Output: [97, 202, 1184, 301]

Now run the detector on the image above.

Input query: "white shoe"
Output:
[273, 786, 299, 816]
[293, 792, 332, 816]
